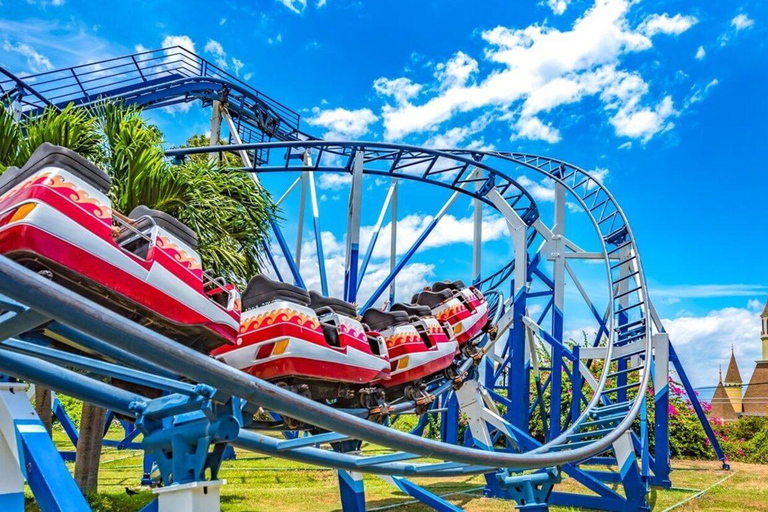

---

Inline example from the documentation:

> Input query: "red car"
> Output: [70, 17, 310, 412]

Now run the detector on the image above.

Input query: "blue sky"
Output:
[1, 0, 766, 393]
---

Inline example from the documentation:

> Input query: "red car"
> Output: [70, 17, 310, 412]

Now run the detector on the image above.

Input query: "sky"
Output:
[0, 0, 766, 396]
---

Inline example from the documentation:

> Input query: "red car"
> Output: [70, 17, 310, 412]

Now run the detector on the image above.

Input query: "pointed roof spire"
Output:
[762, 294, 768, 318]
[725, 346, 742, 384]
[719, 365, 723, 384]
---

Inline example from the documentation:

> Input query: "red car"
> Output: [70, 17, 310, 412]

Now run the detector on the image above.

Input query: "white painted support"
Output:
[552, 182, 566, 372]
[485, 188, 531, 362]
[617, 246, 631, 313]
[308, 176, 321, 226]
[345, 151, 364, 280]
[455, 381, 495, 450]
[209, 100, 222, 165]
[485, 188, 527, 296]
[653, 333, 669, 396]
[221, 108, 252, 168]
[532, 218, 584, 253]
[296, 172, 307, 269]
[472, 169, 482, 284]
[457, 380, 521, 452]
[389, 178, 398, 302]
[276, 176, 302, 207]
[612, 432, 637, 475]
[0, 383, 28, 509]
[524, 323, 541, 377]
[153, 480, 225, 512]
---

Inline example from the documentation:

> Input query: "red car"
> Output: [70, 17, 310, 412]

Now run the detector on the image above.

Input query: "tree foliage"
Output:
[1, 102, 275, 283]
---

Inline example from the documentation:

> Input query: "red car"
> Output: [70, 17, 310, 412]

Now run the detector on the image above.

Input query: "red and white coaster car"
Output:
[0, 143, 240, 353]
[213, 276, 390, 400]
[362, 304, 458, 390]
[411, 280, 489, 345]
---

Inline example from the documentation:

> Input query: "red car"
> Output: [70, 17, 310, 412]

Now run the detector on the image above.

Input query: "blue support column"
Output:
[338, 470, 365, 512]
[669, 342, 728, 468]
[509, 284, 529, 431]
[652, 333, 672, 486]
[440, 393, 459, 444]
[0, 382, 89, 512]
[570, 345, 581, 426]
[550, 305, 563, 439]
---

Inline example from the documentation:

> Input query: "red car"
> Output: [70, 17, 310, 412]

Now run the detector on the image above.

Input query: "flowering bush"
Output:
[663, 376, 768, 463]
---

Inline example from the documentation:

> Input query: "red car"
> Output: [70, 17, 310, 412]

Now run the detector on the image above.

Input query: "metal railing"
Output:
[0, 47, 300, 129]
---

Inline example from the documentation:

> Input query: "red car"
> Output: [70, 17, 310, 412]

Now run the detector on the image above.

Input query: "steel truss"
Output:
[0, 49, 726, 512]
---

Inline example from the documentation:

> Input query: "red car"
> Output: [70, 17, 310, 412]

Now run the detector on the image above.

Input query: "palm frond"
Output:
[0, 105, 22, 169]
[20, 104, 101, 164]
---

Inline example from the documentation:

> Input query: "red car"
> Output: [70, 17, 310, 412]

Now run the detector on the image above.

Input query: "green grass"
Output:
[24, 430, 768, 511]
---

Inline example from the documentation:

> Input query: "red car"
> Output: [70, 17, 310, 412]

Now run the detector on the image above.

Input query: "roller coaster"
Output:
[0, 47, 726, 511]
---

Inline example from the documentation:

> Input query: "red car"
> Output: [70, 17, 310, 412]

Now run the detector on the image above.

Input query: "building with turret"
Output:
[710, 367, 738, 420]
[707, 297, 768, 420]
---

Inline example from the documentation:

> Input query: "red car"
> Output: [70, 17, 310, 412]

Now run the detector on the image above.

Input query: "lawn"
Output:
[25, 430, 768, 511]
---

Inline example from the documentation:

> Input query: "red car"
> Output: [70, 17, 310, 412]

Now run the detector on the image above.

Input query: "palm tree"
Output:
[98, 103, 274, 283]
[0, 103, 101, 170]
[0, 102, 275, 494]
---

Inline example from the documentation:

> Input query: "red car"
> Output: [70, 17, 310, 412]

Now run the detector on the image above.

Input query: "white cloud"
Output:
[374, 77, 422, 105]
[695, 45, 706, 60]
[205, 39, 225, 58]
[516, 175, 555, 202]
[546, 0, 570, 16]
[317, 0, 327, 6]
[601, 71, 677, 142]
[638, 13, 698, 37]
[231, 57, 244, 76]
[268, 34, 283, 45]
[687, 79, 719, 106]
[423, 113, 493, 148]
[204, 39, 227, 68]
[665, 305, 761, 389]
[1, 41, 53, 72]
[514, 116, 561, 143]
[306, 107, 378, 140]
[317, 173, 352, 191]
[375, 0, 695, 143]
[731, 14, 754, 31]
[589, 167, 609, 184]
[162, 35, 195, 55]
[278, 0, 307, 13]
[219, 18, 227, 26]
